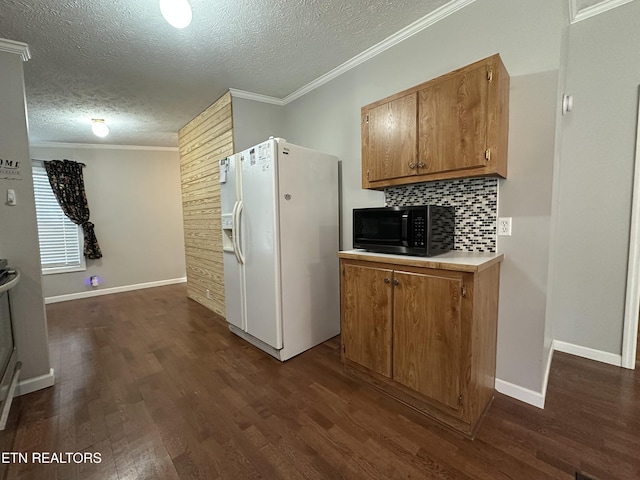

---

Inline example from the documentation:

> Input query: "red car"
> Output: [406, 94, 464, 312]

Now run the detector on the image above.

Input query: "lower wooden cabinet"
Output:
[341, 264, 393, 377]
[339, 254, 502, 438]
[392, 270, 464, 411]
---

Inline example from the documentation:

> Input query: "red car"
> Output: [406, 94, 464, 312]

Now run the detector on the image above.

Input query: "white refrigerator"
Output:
[219, 138, 340, 361]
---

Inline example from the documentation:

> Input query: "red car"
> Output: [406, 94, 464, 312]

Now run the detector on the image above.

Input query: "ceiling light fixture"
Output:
[91, 119, 109, 138]
[159, 0, 193, 29]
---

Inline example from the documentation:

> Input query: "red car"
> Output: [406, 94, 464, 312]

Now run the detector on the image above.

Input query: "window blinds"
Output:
[32, 165, 83, 271]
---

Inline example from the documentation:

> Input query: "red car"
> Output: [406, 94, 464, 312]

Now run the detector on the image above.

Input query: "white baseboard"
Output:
[495, 378, 545, 409]
[552, 340, 622, 367]
[15, 368, 55, 396]
[495, 339, 623, 410]
[45, 277, 187, 304]
[496, 343, 554, 410]
[541, 343, 555, 405]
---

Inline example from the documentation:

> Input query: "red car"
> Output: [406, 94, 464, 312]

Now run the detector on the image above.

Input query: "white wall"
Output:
[549, 0, 640, 357]
[497, 70, 559, 394]
[29, 145, 186, 299]
[277, 0, 564, 394]
[0, 49, 52, 384]
[232, 97, 285, 152]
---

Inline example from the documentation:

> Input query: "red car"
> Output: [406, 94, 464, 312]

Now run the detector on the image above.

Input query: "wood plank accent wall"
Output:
[178, 91, 234, 316]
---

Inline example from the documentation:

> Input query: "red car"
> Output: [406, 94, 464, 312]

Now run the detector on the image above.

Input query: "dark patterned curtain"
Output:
[44, 159, 102, 259]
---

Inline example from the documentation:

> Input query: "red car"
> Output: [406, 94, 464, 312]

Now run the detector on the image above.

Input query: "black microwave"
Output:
[353, 205, 454, 257]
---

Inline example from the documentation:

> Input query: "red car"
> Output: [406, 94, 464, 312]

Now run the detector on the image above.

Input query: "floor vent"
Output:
[576, 473, 595, 480]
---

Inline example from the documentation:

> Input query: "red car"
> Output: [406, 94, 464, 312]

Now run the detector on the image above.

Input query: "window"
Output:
[32, 164, 85, 274]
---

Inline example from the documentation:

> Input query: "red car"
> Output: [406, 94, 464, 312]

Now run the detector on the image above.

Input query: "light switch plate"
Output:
[7, 189, 16, 206]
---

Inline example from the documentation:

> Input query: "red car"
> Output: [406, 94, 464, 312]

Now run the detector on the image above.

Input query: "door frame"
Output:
[622, 93, 640, 369]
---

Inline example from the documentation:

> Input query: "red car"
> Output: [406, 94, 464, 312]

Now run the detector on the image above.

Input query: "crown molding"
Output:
[230, 0, 477, 106]
[30, 142, 178, 151]
[570, 0, 634, 23]
[568, 0, 579, 21]
[281, 0, 477, 105]
[0, 38, 31, 61]
[229, 88, 284, 106]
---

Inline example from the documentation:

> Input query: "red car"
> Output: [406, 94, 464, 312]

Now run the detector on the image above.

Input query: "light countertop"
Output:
[338, 250, 504, 273]
[0, 268, 20, 294]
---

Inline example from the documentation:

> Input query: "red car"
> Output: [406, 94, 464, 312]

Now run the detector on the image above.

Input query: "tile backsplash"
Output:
[385, 177, 497, 252]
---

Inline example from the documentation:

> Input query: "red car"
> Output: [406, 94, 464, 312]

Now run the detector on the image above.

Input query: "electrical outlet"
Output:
[498, 217, 512, 236]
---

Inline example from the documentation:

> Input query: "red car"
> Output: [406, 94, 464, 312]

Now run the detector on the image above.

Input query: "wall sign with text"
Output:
[0, 158, 22, 180]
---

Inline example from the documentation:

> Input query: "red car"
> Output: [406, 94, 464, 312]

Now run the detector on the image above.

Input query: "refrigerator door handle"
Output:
[231, 201, 242, 264]
[236, 201, 245, 265]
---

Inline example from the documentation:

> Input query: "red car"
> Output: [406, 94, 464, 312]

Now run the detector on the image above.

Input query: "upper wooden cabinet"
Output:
[365, 92, 417, 183]
[361, 54, 509, 190]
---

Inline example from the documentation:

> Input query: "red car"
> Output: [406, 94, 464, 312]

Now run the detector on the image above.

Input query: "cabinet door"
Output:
[365, 92, 417, 182]
[392, 271, 463, 410]
[341, 263, 393, 377]
[418, 64, 489, 174]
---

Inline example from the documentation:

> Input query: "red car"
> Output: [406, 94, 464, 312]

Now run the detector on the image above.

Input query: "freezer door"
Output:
[220, 154, 245, 331]
[240, 140, 283, 349]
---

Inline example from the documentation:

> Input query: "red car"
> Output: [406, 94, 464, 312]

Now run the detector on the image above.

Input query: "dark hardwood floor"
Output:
[5, 284, 640, 479]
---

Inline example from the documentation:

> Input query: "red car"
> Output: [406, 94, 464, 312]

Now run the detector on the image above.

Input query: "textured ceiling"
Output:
[0, 0, 617, 147]
[0, 0, 452, 146]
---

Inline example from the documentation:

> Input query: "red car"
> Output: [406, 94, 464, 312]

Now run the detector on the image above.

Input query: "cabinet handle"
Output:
[384, 277, 390, 284]
[393, 279, 400, 286]
[408, 162, 416, 169]
[418, 162, 425, 168]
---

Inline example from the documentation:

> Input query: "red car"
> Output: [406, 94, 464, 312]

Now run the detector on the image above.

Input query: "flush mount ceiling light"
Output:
[91, 119, 109, 138]
[159, 0, 193, 29]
